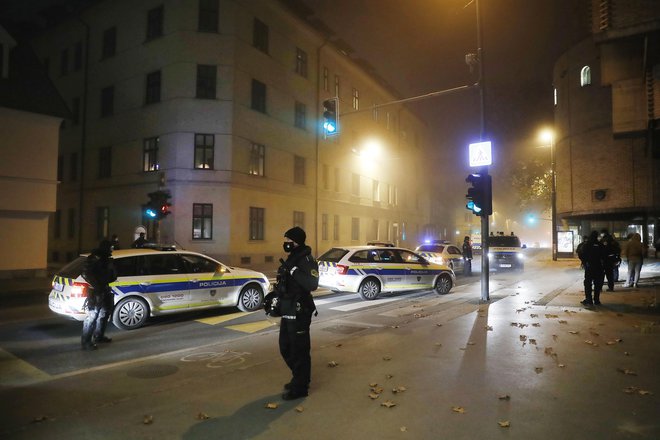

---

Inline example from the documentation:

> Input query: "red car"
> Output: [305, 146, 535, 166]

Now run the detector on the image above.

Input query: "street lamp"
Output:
[539, 129, 557, 261]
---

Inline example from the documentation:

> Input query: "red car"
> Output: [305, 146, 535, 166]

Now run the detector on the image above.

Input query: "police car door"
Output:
[447, 245, 464, 272]
[182, 254, 229, 307]
[137, 254, 190, 313]
[399, 250, 434, 288]
[376, 249, 406, 291]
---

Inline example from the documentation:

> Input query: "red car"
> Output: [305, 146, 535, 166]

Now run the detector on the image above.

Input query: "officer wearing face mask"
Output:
[275, 226, 318, 400]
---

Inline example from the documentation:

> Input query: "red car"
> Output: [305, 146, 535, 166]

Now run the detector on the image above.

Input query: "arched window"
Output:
[580, 66, 591, 87]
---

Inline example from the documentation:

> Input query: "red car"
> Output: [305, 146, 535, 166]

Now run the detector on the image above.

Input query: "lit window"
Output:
[249, 143, 265, 176]
[580, 66, 591, 87]
[553, 87, 557, 106]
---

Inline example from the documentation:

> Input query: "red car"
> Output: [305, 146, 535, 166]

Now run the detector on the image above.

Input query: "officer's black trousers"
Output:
[583, 267, 605, 303]
[279, 317, 311, 393]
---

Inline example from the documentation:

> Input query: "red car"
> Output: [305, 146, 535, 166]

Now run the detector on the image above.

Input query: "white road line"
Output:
[330, 297, 400, 311]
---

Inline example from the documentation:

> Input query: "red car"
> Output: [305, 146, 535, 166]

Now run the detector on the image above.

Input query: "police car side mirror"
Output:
[522, 244, 527, 249]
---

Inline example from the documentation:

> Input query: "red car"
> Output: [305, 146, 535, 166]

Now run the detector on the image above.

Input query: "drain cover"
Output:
[322, 324, 368, 335]
[126, 364, 179, 379]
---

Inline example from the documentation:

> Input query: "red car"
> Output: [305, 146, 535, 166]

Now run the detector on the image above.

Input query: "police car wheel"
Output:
[113, 297, 149, 330]
[434, 273, 453, 295]
[358, 278, 381, 301]
[237, 285, 264, 312]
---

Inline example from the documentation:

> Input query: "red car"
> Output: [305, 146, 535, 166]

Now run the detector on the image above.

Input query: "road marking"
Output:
[0, 347, 50, 387]
[195, 311, 251, 325]
[226, 321, 276, 333]
[330, 297, 400, 311]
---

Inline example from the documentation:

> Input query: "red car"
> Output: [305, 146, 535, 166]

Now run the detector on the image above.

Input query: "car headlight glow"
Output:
[487, 252, 493, 258]
[517, 253, 524, 259]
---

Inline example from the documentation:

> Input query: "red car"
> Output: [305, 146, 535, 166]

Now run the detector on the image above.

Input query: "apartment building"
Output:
[30, 0, 433, 270]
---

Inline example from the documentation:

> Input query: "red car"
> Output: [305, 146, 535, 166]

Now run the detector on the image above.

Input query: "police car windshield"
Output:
[318, 248, 349, 263]
[416, 245, 445, 253]
[488, 236, 521, 247]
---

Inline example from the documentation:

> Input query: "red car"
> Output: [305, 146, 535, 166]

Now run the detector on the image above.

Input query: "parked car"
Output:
[48, 248, 270, 330]
[318, 246, 455, 300]
[415, 243, 465, 273]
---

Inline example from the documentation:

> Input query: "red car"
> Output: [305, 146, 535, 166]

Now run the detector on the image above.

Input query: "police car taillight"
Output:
[70, 282, 89, 298]
[336, 264, 349, 275]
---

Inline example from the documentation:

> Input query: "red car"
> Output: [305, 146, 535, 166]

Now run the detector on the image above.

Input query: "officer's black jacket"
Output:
[279, 245, 319, 319]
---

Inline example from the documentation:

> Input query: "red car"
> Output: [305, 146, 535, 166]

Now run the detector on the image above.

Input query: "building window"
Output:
[72, 97, 80, 125]
[74, 41, 83, 71]
[323, 67, 329, 91]
[192, 203, 213, 239]
[294, 155, 305, 185]
[294, 101, 306, 129]
[322, 213, 328, 241]
[251, 79, 266, 113]
[371, 219, 379, 241]
[372, 104, 378, 121]
[194, 134, 214, 169]
[293, 211, 305, 229]
[553, 87, 558, 106]
[143, 137, 159, 172]
[102, 26, 116, 59]
[351, 217, 359, 241]
[99, 146, 112, 178]
[60, 48, 68, 76]
[333, 214, 339, 241]
[580, 65, 591, 87]
[145, 70, 161, 104]
[373, 180, 380, 202]
[146, 5, 164, 41]
[253, 18, 269, 53]
[334, 75, 340, 97]
[352, 88, 359, 110]
[54, 209, 61, 239]
[100, 85, 114, 117]
[68, 208, 76, 239]
[249, 207, 264, 240]
[249, 142, 265, 176]
[351, 173, 359, 196]
[70, 152, 78, 182]
[295, 48, 308, 77]
[198, 0, 219, 33]
[57, 155, 63, 181]
[96, 206, 109, 240]
[388, 184, 397, 205]
[196, 64, 216, 99]
[334, 167, 340, 192]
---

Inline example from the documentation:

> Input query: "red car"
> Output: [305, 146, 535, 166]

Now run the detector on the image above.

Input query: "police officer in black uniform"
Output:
[579, 231, 606, 306]
[462, 236, 473, 276]
[81, 239, 118, 350]
[600, 229, 621, 291]
[272, 227, 318, 400]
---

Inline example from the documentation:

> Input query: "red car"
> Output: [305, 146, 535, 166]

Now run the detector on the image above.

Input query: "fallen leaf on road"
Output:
[383, 356, 392, 361]
[31, 415, 54, 424]
[391, 325, 399, 329]
[585, 340, 594, 345]
[143, 415, 154, 425]
[381, 400, 396, 408]
[519, 335, 527, 342]
[616, 338, 623, 342]
[265, 403, 278, 409]
[535, 367, 543, 374]
[590, 331, 600, 337]
[436, 323, 443, 327]
[498, 394, 511, 400]
[467, 341, 476, 345]
[529, 338, 537, 345]
[544, 347, 554, 355]
[624, 352, 631, 356]
[385, 374, 394, 379]
[451, 406, 466, 413]
[369, 393, 380, 400]
[552, 334, 559, 341]
[400, 426, 407, 432]
[196, 412, 210, 420]
[558, 364, 566, 368]
[558, 320, 568, 324]
[568, 330, 579, 335]
[498, 421, 511, 428]
[371, 386, 384, 394]
[435, 342, 442, 347]
[606, 341, 616, 345]
[638, 390, 653, 396]
[392, 386, 407, 394]
[335, 343, 343, 348]
[616, 368, 637, 376]
[530, 313, 538, 318]
[485, 325, 493, 331]
[545, 314, 559, 319]
[532, 323, 541, 327]
[296, 406, 304, 412]
[328, 361, 339, 367]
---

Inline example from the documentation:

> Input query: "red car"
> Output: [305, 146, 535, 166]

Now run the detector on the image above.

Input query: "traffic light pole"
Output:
[476, 0, 489, 302]
[480, 203, 489, 302]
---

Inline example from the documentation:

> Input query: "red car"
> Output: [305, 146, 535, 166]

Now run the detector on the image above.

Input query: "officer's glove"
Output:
[279, 258, 298, 276]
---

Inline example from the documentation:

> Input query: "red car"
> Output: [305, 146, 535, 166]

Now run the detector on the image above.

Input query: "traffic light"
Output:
[144, 190, 172, 220]
[465, 173, 492, 216]
[322, 98, 338, 136]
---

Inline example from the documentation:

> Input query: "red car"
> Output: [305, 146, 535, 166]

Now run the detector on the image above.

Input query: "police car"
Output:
[415, 243, 465, 273]
[318, 246, 455, 300]
[487, 235, 525, 271]
[48, 248, 270, 330]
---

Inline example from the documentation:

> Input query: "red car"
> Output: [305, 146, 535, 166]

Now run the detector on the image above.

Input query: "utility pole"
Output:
[476, 0, 489, 302]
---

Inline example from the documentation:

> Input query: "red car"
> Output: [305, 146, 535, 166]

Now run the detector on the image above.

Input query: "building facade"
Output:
[552, 0, 660, 248]
[30, 0, 433, 271]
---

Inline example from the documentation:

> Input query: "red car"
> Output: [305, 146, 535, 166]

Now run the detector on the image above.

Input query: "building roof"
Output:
[0, 25, 70, 119]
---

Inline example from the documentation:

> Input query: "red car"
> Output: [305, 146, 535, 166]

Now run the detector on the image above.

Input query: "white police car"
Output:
[48, 248, 270, 330]
[415, 243, 465, 273]
[318, 246, 455, 300]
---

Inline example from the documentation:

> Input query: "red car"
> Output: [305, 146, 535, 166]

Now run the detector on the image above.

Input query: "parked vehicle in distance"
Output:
[415, 243, 465, 273]
[488, 235, 524, 271]
[318, 246, 455, 300]
[48, 248, 270, 330]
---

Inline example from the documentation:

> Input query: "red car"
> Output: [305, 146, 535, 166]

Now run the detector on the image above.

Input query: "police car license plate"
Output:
[500, 264, 512, 268]
[49, 298, 62, 310]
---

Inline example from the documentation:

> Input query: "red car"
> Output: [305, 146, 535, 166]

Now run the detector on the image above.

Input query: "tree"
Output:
[510, 159, 552, 211]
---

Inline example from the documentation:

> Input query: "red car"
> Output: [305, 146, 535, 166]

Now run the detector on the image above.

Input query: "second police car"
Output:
[318, 246, 455, 300]
[48, 248, 270, 330]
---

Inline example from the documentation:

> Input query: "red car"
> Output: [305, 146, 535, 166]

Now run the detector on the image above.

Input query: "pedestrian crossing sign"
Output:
[469, 141, 492, 167]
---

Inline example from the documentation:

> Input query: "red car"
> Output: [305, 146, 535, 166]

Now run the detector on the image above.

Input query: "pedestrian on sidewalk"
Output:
[81, 240, 118, 350]
[600, 230, 621, 291]
[622, 232, 644, 288]
[275, 227, 319, 400]
[462, 236, 473, 276]
[578, 231, 606, 306]
[110, 234, 121, 250]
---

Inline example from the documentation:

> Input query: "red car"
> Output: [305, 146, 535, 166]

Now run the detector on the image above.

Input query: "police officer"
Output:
[81, 239, 118, 350]
[579, 231, 606, 306]
[275, 227, 318, 400]
[600, 229, 621, 291]
[462, 236, 473, 276]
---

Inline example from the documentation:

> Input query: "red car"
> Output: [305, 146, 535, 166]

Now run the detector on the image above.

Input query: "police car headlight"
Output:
[431, 257, 444, 265]
[487, 252, 493, 259]
[517, 253, 524, 260]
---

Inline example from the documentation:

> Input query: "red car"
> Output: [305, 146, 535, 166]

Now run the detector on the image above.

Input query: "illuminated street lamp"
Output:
[539, 128, 557, 261]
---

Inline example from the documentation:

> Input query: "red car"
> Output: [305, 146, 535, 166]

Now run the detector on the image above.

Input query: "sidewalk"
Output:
[1, 263, 658, 439]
